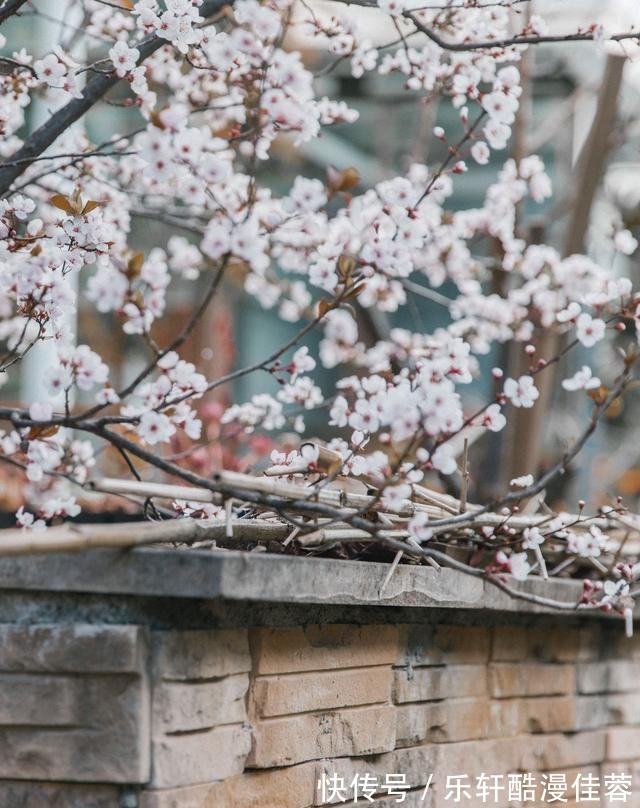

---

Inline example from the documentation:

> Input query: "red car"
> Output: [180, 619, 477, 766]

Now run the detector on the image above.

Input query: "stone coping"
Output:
[0, 547, 618, 619]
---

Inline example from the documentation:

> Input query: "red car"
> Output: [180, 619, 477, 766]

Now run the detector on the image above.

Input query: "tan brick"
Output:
[153, 673, 248, 733]
[314, 744, 438, 805]
[151, 723, 251, 788]
[607, 728, 640, 762]
[489, 663, 575, 698]
[491, 626, 545, 662]
[546, 627, 599, 662]
[491, 626, 597, 663]
[396, 698, 490, 747]
[252, 666, 390, 718]
[342, 794, 426, 808]
[400, 625, 491, 667]
[489, 696, 576, 736]
[251, 625, 400, 675]
[248, 704, 396, 768]
[529, 731, 606, 770]
[142, 763, 317, 808]
[208, 764, 317, 808]
[434, 736, 538, 781]
[605, 761, 640, 796]
[153, 629, 251, 680]
[393, 664, 487, 703]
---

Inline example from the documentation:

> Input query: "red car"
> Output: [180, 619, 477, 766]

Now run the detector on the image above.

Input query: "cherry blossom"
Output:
[511, 475, 534, 489]
[33, 54, 66, 86]
[508, 552, 532, 581]
[562, 366, 601, 392]
[408, 512, 433, 543]
[522, 526, 544, 549]
[137, 411, 177, 446]
[503, 376, 539, 409]
[109, 41, 140, 78]
[575, 313, 606, 348]
[568, 526, 608, 558]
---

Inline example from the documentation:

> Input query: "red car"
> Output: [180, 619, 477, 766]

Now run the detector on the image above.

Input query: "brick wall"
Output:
[0, 619, 638, 807]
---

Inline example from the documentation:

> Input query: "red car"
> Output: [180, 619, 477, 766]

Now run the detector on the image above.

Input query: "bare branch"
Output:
[403, 11, 640, 52]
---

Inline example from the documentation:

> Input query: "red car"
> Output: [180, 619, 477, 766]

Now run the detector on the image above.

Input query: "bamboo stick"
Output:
[0, 519, 290, 556]
[91, 478, 221, 505]
[95, 474, 448, 519]
[297, 527, 409, 548]
[91, 476, 636, 540]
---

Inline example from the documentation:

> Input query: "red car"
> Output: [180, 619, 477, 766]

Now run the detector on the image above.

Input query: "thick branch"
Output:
[0, 0, 27, 25]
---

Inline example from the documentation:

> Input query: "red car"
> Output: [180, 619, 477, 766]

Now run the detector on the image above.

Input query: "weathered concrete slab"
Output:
[0, 548, 599, 618]
[0, 623, 150, 783]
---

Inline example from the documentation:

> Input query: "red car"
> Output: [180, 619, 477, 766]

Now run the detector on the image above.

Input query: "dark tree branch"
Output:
[0, 0, 28, 25]
[403, 11, 640, 52]
[0, 0, 229, 195]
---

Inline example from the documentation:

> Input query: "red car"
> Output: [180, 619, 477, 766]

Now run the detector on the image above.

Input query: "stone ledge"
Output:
[0, 547, 626, 619]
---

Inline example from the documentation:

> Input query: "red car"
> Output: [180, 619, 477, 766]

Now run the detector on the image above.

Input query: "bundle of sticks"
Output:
[0, 466, 636, 570]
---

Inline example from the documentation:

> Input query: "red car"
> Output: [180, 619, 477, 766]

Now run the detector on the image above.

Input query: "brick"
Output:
[491, 626, 544, 662]
[578, 661, 640, 694]
[0, 781, 122, 808]
[573, 696, 610, 731]
[0, 673, 77, 725]
[607, 728, 640, 762]
[605, 761, 640, 795]
[488, 663, 575, 698]
[489, 696, 575, 736]
[142, 763, 317, 808]
[491, 626, 597, 663]
[342, 794, 425, 808]
[151, 723, 251, 788]
[252, 666, 391, 718]
[0, 633, 150, 783]
[400, 625, 491, 667]
[607, 633, 640, 661]
[577, 662, 609, 694]
[141, 783, 212, 808]
[248, 704, 396, 768]
[208, 764, 316, 808]
[393, 665, 487, 703]
[529, 731, 606, 770]
[153, 629, 251, 680]
[153, 673, 249, 733]
[250, 625, 399, 675]
[396, 698, 490, 747]
[607, 693, 640, 725]
[315, 744, 439, 805]
[0, 623, 147, 673]
[434, 736, 538, 781]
